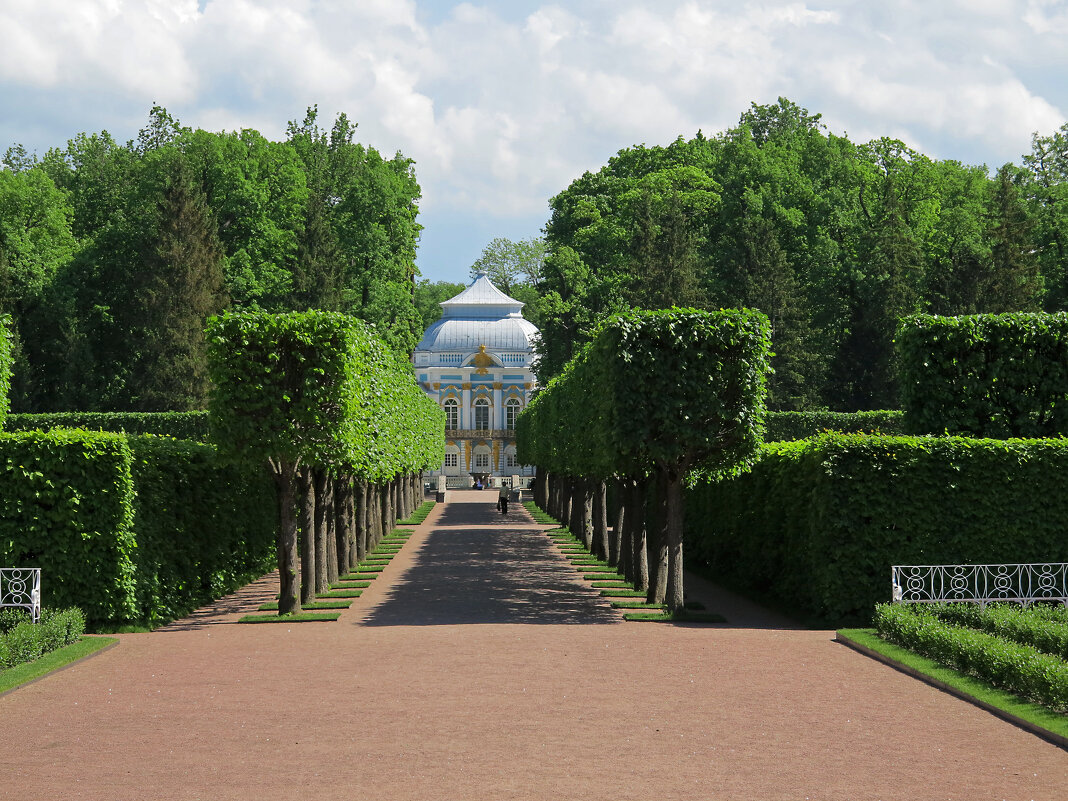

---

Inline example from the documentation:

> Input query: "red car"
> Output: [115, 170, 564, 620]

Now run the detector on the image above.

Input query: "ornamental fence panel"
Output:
[0, 567, 41, 623]
[892, 563, 1068, 608]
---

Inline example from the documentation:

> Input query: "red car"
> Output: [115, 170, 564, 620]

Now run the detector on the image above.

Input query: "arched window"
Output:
[505, 398, 521, 430]
[474, 397, 490, 431]
[443, 399, 459, 430]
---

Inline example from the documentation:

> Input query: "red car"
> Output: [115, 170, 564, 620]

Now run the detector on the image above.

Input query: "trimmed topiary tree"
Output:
[519, 307, 772, 611]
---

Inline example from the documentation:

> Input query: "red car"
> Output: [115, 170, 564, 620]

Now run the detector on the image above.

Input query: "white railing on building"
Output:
[891, 563, 1068, 608]
[1, 567, 41, 623]
[439, 353, 463, 366]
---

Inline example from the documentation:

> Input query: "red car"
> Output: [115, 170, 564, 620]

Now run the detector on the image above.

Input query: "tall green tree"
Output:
[131, 155, 229, 411]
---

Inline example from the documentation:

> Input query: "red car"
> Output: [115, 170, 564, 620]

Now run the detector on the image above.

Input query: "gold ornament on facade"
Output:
[433, 382, 440, 390]
[524, 382, 531, 389]
[493, 382, 502, 389]
[472, 344, 495, 375]
[462, 382, 471, 390]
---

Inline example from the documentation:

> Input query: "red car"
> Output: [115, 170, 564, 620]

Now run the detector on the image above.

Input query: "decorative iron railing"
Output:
[892, 563, 1068, 607]
[446, 429, 517, 440]
[0, 567, 41, 623]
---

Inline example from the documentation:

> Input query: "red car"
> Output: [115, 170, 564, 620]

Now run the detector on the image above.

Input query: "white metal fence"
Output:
[0, 567, 41, 623]
[892, 563, 1068, 608]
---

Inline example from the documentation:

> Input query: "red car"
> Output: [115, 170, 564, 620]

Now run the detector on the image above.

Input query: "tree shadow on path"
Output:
[360, 499, 621, 626]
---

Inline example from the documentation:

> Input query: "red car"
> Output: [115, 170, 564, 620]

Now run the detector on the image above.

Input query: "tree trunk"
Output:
[314, 469, 331, 592]
[272, 461, 300, 615]
[610, 478, 625, 567]
[534, 466, 547, 510]
[355, 479, 368, 565]
[647, 472, 669, 605]
[335, 475, 353, 574]
[663, 467, 686, 613]
[298, 466, 316, 606]
[580, 480, 594, 551]
[592, 480, 608, 561]
[380, 481, 391, 543]
[631, 478, 649, 593]
[568, 479, 583, 541]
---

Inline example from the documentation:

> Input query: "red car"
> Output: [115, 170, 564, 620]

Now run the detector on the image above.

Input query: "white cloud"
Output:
[2, 0, 1068, 280]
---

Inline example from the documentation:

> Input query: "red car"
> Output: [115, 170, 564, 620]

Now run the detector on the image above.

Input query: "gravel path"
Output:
[2, 491, 1065, 800]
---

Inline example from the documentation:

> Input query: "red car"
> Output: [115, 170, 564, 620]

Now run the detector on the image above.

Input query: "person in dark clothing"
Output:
[498, 483, 509, 514]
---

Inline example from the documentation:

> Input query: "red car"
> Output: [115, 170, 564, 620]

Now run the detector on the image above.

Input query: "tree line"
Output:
[0, 105, 422, 412]
[534, 97, 1068, 409]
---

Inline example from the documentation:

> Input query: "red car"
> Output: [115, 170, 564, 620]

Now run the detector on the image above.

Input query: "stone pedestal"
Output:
[435, 474, 449, 503]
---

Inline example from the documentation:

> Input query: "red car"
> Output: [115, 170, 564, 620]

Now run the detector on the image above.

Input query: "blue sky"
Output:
[2, 0, 1068, 284]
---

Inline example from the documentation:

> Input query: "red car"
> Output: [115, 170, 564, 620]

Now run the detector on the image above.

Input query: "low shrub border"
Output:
[836, 628, 1068, 749]
[873, 603, 1068, 713]
[0, 607, 87, 670]
[922, 602, 1068, 660]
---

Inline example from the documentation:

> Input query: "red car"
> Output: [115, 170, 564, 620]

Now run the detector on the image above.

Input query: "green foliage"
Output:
[921, 602, 1068, 660]
[686, 434, 1068, 625]
[0, 607, 86, 669]
[7, 106, 422, 412]
[519, 307, 771, 479]
[469, 236, 546, 294]
[764, 410, 904, 441]
[5, 411, 210, 440]
[0, 429, 138, 623]
[127, 435, 277, 626]
[898, 312, 1068, 437]
[537, 98, 1065, 409]
[874, 603, 1068, 711]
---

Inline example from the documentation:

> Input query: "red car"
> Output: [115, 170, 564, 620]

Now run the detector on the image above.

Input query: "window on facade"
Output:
[505, 398, 521, 430]
[444, 399, 459, 430]
[474, 398, 490, 430]
[505, 452, 518, 468]
[444, 452, 459, 467]
[474, 452, 490, 468]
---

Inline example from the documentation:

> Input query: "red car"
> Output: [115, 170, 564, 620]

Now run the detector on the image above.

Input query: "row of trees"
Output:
[535, 98, 1068, 409]
[0, 106, 422, 412]
[517, 308, 771, 611]
[206, 309, 444, 615]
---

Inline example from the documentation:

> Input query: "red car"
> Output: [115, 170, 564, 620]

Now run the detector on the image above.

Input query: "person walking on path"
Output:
[497, 482, 509, 514]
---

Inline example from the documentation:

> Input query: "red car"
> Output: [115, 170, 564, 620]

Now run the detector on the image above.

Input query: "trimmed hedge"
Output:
[5, 411, 210, 441]
[0, 429, 138, 623]
[0, 429, 277, 626]
[686, 433, 1068, 625]
[128, 435, 277, 626]
[922, 602, 1068, 661]
[875, 603, 1068, 712]
[0, 607, 86, 669]
[764, 410, 903, 441]
[898, 312, 1068, 437]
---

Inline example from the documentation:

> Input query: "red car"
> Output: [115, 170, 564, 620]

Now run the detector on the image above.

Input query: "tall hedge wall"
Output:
[0, 317, 11, 425]
[686, 433, 1068, 625]
[898, 313, 1068, 437]
[128, 436, 277, 626]
[764, 410, 903, 441]
[5, 411, 210, 441]
[0, 429, 277, 626]
[0, 429, 138, 622]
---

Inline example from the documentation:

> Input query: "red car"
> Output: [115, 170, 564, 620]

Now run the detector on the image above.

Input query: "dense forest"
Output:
[0, 106, 422, 412]
[534, 98, 1068, 410]
[5, 98, 1068, 413]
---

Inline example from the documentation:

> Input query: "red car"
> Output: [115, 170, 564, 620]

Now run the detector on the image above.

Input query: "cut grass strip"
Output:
[611, 601, 666, 609]
[0, 636, 118, 696]
[317, 589, 363, 599]
[583, 573, 625, 581]
[348, 573, 378, 580]
[623, 610, 727, 623]
[355, 565, 385, 573]
[591, 581, 634, 588]
[600, 589, 647, 597]
[330, 581, 370, 589]
[259, 600, 352, 611]
[239, 613, 341, 623]
[837, 628, 1068, 747]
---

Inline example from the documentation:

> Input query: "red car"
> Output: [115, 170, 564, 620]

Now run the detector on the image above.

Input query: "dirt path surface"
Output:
[2, 491, 1065, 800]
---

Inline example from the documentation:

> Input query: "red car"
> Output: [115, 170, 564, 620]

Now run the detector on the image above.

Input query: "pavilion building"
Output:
[412, 270, 538, 483]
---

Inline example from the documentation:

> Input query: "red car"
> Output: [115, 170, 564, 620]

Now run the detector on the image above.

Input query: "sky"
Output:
[2, 0, 1068, 285]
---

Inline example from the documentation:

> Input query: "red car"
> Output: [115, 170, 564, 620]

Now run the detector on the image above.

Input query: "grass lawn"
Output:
[0, 636, 118, 695]
[837, 628, 1068, 745]
[623, 610, 727, 623]
[259, 600, 353, 611]
[239, 612, 341, 623]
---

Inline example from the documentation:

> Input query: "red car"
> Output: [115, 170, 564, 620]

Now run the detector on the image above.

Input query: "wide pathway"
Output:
[1, 491, 1065, 800]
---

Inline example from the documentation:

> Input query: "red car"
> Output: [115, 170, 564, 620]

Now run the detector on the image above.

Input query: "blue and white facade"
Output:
[413, 271, 538, 479]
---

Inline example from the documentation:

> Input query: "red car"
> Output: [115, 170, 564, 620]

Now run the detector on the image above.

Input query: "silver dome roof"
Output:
[415, 271, 539, 353]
